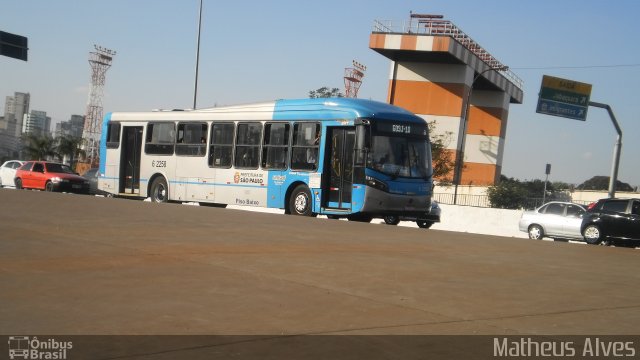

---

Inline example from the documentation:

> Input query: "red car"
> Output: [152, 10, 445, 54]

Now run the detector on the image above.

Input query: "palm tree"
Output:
[21, 133, 57, 160]
[56, 135, 85, 169]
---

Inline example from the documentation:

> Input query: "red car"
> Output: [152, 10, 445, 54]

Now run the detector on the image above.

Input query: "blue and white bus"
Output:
[98, 98, 436, 227]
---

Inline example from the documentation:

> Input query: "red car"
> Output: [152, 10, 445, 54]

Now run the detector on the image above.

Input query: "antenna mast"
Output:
[81, 44, 115, 170]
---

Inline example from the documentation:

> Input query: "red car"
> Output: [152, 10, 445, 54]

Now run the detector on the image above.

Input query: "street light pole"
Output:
[193, 0, 203, 110]
[453, 65, 509, 205]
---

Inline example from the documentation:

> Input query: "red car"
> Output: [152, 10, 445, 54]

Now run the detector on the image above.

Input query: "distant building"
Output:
[23, 110, 48, 137]
[1, 92, 30, 158]
[4, 92, 30, 138]
[55, 115, 85, 139]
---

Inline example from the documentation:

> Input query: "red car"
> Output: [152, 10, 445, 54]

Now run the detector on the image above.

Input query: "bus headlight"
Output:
[365, 176, 388, 192]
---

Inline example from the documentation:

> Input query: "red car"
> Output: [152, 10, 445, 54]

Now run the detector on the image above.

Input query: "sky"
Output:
[1, 0, 639, 187]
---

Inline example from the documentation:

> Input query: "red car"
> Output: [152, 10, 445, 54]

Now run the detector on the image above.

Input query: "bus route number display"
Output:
[392, 125, 411, 134]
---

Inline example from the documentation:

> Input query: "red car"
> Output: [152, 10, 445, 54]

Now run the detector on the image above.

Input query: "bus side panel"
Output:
[99, 148, 119, 194]
[266, 170, 286, 208]
[214, 168, 268, 207]
[350, 185, 367, 213]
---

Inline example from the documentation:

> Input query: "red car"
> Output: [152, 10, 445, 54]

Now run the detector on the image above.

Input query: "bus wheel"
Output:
[150, 177, 168, 203]
[383, 215, 400, 225]
[289, 185, 313, 216]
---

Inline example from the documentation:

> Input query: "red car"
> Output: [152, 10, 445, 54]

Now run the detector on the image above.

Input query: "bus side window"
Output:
[234, 123, 262, 169]
[106, 122, 121, 149]
[209, 123, 235, 168]
[291, 122, 320, 171]
[145, 122, 175, 155]
[176, 122, 207, 157]
[262, 123, 289, 170]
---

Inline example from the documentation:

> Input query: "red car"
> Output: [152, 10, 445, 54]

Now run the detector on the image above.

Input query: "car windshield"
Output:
[45, 163, 75, 174]
[368, 135, 432, 179]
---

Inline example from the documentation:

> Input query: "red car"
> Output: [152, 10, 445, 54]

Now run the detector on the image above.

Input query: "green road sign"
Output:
[537, 75, 592, 121]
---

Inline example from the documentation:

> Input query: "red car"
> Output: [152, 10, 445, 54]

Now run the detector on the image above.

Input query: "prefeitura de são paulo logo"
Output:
[8, 336, 73, 360]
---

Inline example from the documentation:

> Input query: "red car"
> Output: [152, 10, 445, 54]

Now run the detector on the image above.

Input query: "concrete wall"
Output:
[370, 203, 528, 238]
[429, 204, 526, 238]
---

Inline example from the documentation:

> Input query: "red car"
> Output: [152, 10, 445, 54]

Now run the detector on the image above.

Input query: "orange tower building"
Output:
[370, 14, 523, 185]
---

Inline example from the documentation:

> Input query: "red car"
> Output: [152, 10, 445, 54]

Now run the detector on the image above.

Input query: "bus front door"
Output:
[324, 127, 355, 209]
[119, 126, 143, 194]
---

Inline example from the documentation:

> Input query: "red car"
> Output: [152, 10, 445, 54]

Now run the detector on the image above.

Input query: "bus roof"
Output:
[108, 98, 424, 124]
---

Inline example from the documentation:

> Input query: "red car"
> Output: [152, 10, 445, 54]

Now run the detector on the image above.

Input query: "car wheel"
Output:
[45, 181, 55, 192]
[326, 215, 340, 220]
[150, 177, 168, 203]
[383, 215, 400, 225]
[15, 178, 22, 189]
[417, 220, 433, 229]
[528, 225, 544, 240]
[289, 185, 315, 216]
[583, 225, 602, 245]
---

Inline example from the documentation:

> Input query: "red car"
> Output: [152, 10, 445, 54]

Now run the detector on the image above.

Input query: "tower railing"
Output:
[373, 19, 523, 90]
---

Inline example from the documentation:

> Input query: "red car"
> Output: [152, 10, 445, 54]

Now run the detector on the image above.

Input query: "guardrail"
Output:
[373, 19, 524, 90]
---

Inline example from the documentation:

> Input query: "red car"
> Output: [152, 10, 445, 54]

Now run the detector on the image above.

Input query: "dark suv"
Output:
[581, 198, 640, 245]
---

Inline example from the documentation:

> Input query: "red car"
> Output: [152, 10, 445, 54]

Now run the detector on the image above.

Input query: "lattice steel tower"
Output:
[343, 60, 366, 98]
[82, 45, 115, 167]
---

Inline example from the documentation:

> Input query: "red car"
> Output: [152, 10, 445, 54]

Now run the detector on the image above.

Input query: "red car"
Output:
[14, 161, 90, 194]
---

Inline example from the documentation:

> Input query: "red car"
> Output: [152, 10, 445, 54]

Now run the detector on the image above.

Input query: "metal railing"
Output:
[433, 193, 594, 209]
[433, 193, 491, 208]
[373, 19, 523, 90]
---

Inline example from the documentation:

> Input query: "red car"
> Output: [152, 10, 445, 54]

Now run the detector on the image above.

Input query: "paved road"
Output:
[1, 188, 639, 337]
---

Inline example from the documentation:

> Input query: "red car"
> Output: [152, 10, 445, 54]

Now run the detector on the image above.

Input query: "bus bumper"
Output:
[359, 186, 433, 220]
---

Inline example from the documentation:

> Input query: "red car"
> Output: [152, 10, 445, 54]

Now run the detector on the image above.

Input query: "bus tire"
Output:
[149, 177, 168, 203]
[289, 185, 313, 216]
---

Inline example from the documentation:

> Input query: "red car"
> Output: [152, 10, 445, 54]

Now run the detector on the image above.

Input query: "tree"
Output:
[428, 120, 455, 183]
[20, 133, 57, 160]
[577, 176, 633, 192]
[309, 87, 343, 98]
[487, 176, 529, 209]
[56, 135, 85, 170]
[487, 176, 571, 209]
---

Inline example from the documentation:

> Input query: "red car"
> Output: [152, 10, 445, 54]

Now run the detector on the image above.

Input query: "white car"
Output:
[518, 201, 586, 240]
[0, 160, 24, 188]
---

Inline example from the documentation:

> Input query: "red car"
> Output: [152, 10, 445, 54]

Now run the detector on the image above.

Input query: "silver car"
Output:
[518, 202, 586, 240]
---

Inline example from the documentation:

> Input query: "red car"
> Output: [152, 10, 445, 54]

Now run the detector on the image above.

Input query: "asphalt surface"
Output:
[1, 188, 639, 357]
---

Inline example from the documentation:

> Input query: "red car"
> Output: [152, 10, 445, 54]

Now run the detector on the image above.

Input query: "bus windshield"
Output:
[369, 134, 432, 179]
